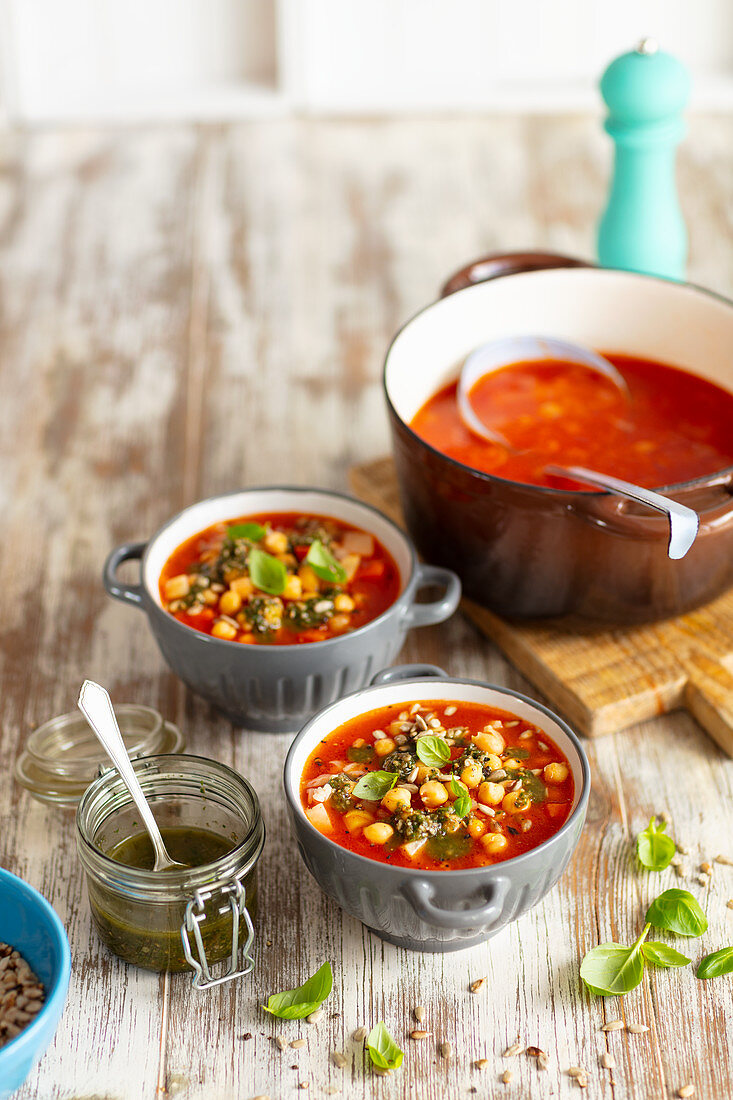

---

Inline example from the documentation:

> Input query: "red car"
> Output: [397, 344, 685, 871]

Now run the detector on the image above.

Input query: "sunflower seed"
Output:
[627, 1024, 649, 1034]
[444, 706, 457, 716]
[291, 1039, 307, 1049]
[601, 1020, 624, 1032]
[601, 1053, 615, 1069]
[410, 1030, 430, 1040]
[307, 1008, 323, 1024]
[678, 1086, 695, 1098]
[414, 1005, 426, 1023]
[275, 1035, 287, 1051]
[474, 1058, 489, 1069]
[440, 1041, 453, 1060]
[715, 853, 733, 865]
[501, 1069, 513, 1084]
[352, 1027, 368, 1042]
[331, 1051, 347, 1068]
[469, 977, 486, 993]
[503, 1042, 524, 1057]
[568, 1066, 587, 1077]
[700, 861, 712, 874]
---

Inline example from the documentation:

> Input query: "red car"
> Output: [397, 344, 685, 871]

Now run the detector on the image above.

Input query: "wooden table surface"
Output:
[1, 116, 732, 1100]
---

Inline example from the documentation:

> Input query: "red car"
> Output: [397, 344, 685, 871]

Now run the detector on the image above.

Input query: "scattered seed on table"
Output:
[676, 864, 689, 878]
[700, 861, 712, 874]
[291, 1039, 307, 1049]
[602, 1020, 624, 1032]
[440, 1041, 453, 1060]
[715, 853, 733, 865]
[727, 899, 733, 910]
[469, 977, 486, 993]
[252, 1095, 271, 1100]
[627, 1023, 649, 1034]
[527, 1047, 548, 1069]
[501, 1069, 513, 1084]
[568, 1066, 587, 1077]
[601, 1053, 615, 1069]
[503, 1042, 524, 1057]
[475, 1059, 489, 1070]
[324, 1090, 339, 1096]
[299, 1083, 309, 1090]
[410, 1030, 430, 1040]
[678, 1085, 695, 1098]
[671, 855, 683, 867]
[698, 874, 710, 887]
[307, 1008, 323, 1024]
[576, 1074, 589, 1089]
[414, 1005, 426, 1023]
[275, 1035, 287, 1051]
[677, 844, 689, 855]
[352, 1026, 368, 1042]
[331, 1051, 347, 1068]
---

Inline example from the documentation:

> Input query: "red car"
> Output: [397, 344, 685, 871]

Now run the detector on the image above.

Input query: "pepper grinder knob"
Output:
[597, 39, 691, 281]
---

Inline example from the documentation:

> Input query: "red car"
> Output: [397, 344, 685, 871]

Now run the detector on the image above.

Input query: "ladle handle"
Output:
[77, 680, 172, 868]
[549, 465, 700, 560]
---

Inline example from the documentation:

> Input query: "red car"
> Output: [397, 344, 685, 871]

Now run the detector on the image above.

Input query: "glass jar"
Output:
[76, 755, 265, 986]
[16, 705, 184, 807]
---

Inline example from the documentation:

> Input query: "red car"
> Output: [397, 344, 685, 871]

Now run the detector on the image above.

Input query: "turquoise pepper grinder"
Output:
[598, 38, 691, 281]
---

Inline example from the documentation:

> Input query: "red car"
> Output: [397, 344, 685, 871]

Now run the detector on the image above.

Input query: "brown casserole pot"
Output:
[383, 252, 733, 624]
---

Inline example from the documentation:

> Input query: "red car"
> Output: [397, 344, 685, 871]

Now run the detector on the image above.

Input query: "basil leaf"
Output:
[263, 961, 333, 1019]
[415, 735, 451, 768]
[449, 777, 471, 818]
[305, 540, 347, 585]
[580, 925, 649, 996]
[641, 942, 691, 968]
[696, 946, 733, 980]
[366, 1022, 403, 1071]
[645, 889, 708, 937]
[228, 522, 266, 542]
[636, 817, 676, 871]
[248, 547, 287, 595]
[353, 771, 398, 801]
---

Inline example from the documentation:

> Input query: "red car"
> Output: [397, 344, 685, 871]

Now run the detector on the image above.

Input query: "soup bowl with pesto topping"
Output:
[284, 665, 589, 951]
[103, 488, 460, 732]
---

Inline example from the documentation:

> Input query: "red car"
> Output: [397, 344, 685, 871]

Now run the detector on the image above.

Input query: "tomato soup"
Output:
[300, 700, 574, 870]
[160, 512, 400, 645]
[410, 353, 733, 490]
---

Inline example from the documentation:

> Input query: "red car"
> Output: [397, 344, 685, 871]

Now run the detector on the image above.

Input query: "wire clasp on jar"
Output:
[180, 878, 254, 990]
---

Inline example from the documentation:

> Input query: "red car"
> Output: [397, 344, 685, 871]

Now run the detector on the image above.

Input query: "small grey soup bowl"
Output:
[284, 664, 590, 952]
[103, 488, 461, 733]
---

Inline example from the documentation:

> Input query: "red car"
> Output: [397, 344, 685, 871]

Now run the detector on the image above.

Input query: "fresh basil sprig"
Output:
[228, 522, 266, 542]
[449, 777, 471, 818]
[636, 816, 676, 871]
[353, 771, 398, 801]
[645, 889, 708, 937]
[306, 540, 347, 585]
[696, 946, 733, 980]
[415, 735, 450, 768]
[263, 961, 333, 1019]
[248, 547, 287, 595]
[641, 942, 691, 968]
[580, 924, 650, 996]
[366, 1022, 403, 1071]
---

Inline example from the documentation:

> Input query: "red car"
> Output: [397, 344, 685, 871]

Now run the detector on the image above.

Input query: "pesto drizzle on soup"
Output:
[300, 700, 574, 870]
[159, 512, 400, 646]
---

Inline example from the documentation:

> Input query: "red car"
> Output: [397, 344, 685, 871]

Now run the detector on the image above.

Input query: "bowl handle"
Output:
[404, 564, 461, 628]
[370, 664, 448, 687]
[103, 542, 147, 608]
[401, 875, 510, 929]
[440, 250, 591, 298]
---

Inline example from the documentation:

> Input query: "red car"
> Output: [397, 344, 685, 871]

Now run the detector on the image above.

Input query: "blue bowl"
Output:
[0, 868, 71, 1098]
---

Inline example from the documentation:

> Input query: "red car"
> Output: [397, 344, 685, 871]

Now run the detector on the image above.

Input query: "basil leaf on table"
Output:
[415, 735, 451, 768]
[248, 547, 287, 595]
[641, 942, 691, 968]
[696, 946, 733, 980]
[366, 1022, 404, 1070]
[228, 522, 266, 542]
[645, 889, 708, 937]
[263, 961, 333, 1019]
[353, 771, 398, 801]
[580, 924, 650, 996]
[449, 777, 471, 818]
[305, 540, 348, 585]
[636, 817, 676, 871]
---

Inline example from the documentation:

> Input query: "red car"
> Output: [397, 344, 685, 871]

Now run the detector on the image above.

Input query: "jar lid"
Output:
[15, 704, 185, 807]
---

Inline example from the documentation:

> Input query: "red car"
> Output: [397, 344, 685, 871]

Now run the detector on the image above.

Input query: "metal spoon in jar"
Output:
[77, 679, 186, 871]
[457, 335, 700, 560]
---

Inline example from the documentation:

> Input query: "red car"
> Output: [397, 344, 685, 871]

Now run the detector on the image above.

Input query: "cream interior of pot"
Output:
[385, 268, 733, 424]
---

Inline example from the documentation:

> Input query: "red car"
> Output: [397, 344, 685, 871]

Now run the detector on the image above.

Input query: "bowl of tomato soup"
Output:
[103, 488, 460, 732]
[384, 251, 733, 622]
[284, 664, 589, 951]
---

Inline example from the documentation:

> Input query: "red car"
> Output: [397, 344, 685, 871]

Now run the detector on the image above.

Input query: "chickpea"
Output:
[211, 619, 237, 641]
[484, 753, 503, 771]
[219, 589, 242, 615]
[298, 563, 321, 593]
[468, 816, 487, 839]
[282, 574, 302, 600]
[381, 787, 412, 813]
[363, 823, 394, 845]
[544, 762, 569, 784]
[481, 832, 509, 856]
[502, 789, 531, 814]
[334, 593, 355, 613]
[230, 576, 255, 599]
[420, 780, 448, 809]
[415, 765, 432, 783]
[460, 762, 483, 789]
[472, 730, 504, 755]
[502, 758, 521, 771]
[343, 810, 375, 834]
[264, 530, 289, 555]
[373, 737, 396, 758]
[477, 781, 504, 806]
[330, 614, 350, 631]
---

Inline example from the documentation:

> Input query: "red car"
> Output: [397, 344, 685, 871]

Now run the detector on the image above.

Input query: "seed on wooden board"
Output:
[410, 1029, 430, 1040]
[715, 853, 733, 865]
[627, 1023, 649, 1034]
[678, 1085, 695, 1098]
[671, 855, 683, 867]
[568, 1066, 587, 1077]
[352, 1026, 368, 1042]
[440, 1040, 453, 1060]
[501, 1069, 513, 1084]
[307, 1008, 323, 1024]
[576, 1074, 589, 1089]
[698, 874, 710, 887]
[675, 864, 689, 878]
[601, 1053, 615, 1069]
[331, 1051, 347, 1068]
[676, 844, 689, 854]
[299, 1084, 309, 1091]
[291, 1038, 307, 1049]
[275, 1034, 287, 1050]
[700, 861, 712, 874]
[727, 899, 733, 910]
[469, 977, 486, 993]
[414, 1005, 426, 1022]
[503, 1042, 524, 1057]
[474, 1059, 489, 1069]
[252, 1095, 271, 1100]
[601, 1020, 624, 1032]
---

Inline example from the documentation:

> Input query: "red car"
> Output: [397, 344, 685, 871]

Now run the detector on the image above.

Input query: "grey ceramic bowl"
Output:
[284, 664, 590, 951]
[103, 488, 461, 733]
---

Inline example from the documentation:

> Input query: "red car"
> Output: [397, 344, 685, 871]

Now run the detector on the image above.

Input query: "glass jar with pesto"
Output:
[76, 754, 264, 987]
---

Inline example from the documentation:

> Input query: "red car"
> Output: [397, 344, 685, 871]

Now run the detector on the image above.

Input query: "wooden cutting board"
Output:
[350, 456, 733, 756]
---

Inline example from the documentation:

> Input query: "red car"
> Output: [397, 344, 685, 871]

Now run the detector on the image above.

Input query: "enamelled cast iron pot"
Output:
[103, 488, 460, 732]
[384, 252, 733, 624]
[284, 664, 590, 952]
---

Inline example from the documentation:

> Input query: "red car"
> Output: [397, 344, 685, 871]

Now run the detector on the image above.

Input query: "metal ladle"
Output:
[77, 679, 186, 871]
[457, 336, 700, 560]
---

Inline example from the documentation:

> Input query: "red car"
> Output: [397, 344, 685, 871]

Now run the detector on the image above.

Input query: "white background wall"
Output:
[1, 0, 731, 123]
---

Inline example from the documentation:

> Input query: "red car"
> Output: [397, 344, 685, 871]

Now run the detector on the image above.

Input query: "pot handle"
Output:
[401, 875, 510, 930]
[103, 542, 147, 608]
[370, 664, 448, 687]
[403, 564, 461, 628]
[440, 250, 591, 298]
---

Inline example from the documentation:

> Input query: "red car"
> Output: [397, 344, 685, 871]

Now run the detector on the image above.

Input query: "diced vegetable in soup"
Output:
[159, 512, 400, 645]
[300, 700, 574, 869]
